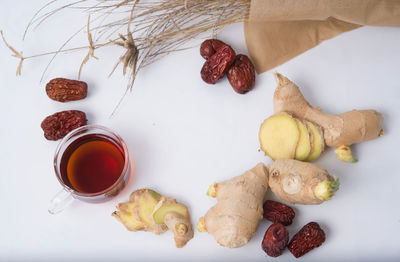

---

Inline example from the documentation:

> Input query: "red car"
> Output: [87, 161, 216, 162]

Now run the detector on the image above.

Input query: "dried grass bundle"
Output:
[3, 0, 250, 91]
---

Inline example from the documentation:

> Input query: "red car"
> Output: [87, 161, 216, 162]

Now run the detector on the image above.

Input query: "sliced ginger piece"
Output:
[294, 119, 312, 160]
[259, 113, 300, 160]
[113, 189, 193, 248]
[130, 189, 165, 233]
[113, 189, 164, 234]
[305, 121, 324, 162]
[112, 202, 144, 231]
[153, 203, 189, 224]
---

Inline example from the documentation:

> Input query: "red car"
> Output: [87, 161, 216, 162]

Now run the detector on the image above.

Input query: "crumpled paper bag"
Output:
[244, 0, 400, 73]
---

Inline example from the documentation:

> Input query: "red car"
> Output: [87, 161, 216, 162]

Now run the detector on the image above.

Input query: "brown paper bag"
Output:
[244, 0, 400, 73]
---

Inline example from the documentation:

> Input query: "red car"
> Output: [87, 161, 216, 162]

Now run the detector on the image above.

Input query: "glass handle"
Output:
[48, 188, 74, 214]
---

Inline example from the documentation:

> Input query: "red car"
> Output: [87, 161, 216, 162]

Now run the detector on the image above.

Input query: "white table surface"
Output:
[1, 1, 400, 261]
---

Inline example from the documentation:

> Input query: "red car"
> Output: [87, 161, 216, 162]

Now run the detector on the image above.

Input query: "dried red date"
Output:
[261, 223, 289, 257]
[200, 45, 235, 84]
[227, 54, 255, 94]
[263, 200, 295, 226]
[41, 110, 87, 141]
[46, 78, 87, 102]
[288, 222, 326, 258]
[200, 39, 226, 60]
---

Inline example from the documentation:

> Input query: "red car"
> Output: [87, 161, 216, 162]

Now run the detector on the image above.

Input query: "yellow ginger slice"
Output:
[113, 189, 166, 234]
[153, 203, 189, 225]
[112, 202, 144, 231]
[130, 189, 165, 233]
[294, 119, 312, 161]
[259, 113, 300, 160]
[305, 121, 324, 162]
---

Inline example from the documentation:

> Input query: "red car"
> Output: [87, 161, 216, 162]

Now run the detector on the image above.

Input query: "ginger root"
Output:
[197, 163, 269, 248]
[112, 189, 193, 248]
[269, 159, 339, 204]
[273, 73, 383, 162]
[198, 161, 339, 249]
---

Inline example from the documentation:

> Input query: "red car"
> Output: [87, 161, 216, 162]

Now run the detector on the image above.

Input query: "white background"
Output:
[1, 1, 400, 261]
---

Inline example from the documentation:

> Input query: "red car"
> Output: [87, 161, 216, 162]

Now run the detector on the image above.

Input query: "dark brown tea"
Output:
[60, 134, 125, 194]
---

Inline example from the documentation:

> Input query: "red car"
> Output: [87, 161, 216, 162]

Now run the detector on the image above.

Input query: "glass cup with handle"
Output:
[49, 125, 131, 214]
